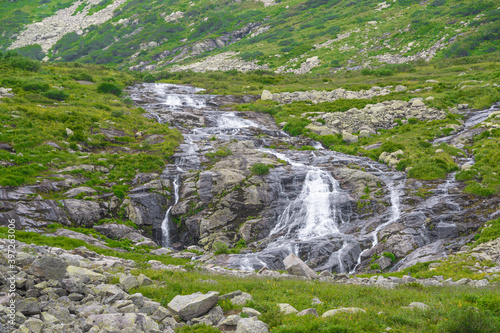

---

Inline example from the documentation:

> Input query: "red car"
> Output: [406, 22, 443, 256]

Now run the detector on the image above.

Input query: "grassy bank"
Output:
[0, 52, 182, 188]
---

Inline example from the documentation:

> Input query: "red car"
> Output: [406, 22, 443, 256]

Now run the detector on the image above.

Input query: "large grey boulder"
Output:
[236, 317, 269, 333]
[167, 291, 219, 321]
[63, 199, 102, 227]
[283, 254, 317, 279]
[66, 266, 106, 283]
[120, 274, 138, 292]
[94, 223, 136, 239]
[28, 255, 68, 280]
[16, 298, 41, 315]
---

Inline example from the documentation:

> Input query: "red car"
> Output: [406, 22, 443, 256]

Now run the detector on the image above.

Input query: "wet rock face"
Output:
[124, 83, 498, 275]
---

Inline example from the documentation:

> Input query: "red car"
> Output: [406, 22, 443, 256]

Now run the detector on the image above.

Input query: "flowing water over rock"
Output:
[126, 83, 498, 274]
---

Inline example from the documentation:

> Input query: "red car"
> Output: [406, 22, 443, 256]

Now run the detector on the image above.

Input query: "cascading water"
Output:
[270, 169, 346, 238]
[161, 173, 181, 247]
[127, 82, 408, 273]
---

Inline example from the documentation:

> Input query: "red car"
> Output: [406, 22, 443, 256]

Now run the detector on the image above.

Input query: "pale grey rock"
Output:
[236, 317, 269, 333]
[261, 90, 273, 101]
[231, 292, 254, 305]
[277, 303, 298, 314]
[167, 291, 219, 321]
[28, 256, 68, 281]
[63, 199, 102, 227]
[119, 275, 138, 292]
[322, 307, 367, 317]
[66, 266, 106, 283]
[297, 308, 318, 317]
[283, 254, 318, 279]
[242, 307, 262, 317]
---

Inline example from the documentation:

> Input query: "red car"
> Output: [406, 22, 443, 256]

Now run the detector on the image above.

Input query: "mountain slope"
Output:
[1, 0, 499, 73]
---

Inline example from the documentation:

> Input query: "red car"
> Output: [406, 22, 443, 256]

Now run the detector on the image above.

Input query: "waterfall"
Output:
[161, 173, 181, 247]
[270, 169, 346, 239]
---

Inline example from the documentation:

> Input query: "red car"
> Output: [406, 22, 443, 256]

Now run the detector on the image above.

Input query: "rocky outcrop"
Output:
[0, 87, 14, 99]
[169, 51, 270, 73]
[305, 99, 445, 135]
[132, 23, 266, 72]
[63, 199, 103, 227]
[375, 37, 453, 64]
[276, 56, 321, 75]
[266, 85, 401, 104]
[8, 0, 128, 53]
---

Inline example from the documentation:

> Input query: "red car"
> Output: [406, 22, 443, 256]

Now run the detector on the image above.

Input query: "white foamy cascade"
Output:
[161, 172, 181, 247]
[270, 169, 345, 239]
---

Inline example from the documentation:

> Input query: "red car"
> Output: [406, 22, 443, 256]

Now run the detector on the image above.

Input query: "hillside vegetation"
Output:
[0, 0, 498, 73]
[0, 51, 181, 189]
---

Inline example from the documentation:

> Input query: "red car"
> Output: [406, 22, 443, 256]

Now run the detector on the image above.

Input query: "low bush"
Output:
[97, 82, 122, 96]
[251, 163, 271, 175]
[43, 89, 70, 101]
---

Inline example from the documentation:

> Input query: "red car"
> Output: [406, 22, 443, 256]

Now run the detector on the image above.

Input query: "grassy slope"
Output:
[0, 52, 182, 188]
[1, 226, 499, 333]
[0, 0, 498, 70]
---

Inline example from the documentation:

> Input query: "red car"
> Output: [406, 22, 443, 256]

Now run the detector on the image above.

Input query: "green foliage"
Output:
[251, 163, 271, 175]
[14, 45, 45, 61]
[7, 56, 40, 72]
[43, 89, 70, 101]
[97, 82, 122, 96]
[473, 218, 500, 245]
[438, 306, 500, 333]
[204, 147, 232, 161]
[383, 252, 396, 262]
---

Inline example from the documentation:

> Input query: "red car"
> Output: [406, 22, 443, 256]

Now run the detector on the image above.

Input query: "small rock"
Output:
[137, 273, 153, 286]
[236, 317, 269, 333]
[277, 303, 298, 315]
[231, 292, 254, 305]
[297, 308, 318, 317]
[242, 307, 262, 317]
[322, 307, 367, 317]
[119, 275, 138, 292]
[261, 90, 273, 101]
[407, 302, 430, 310]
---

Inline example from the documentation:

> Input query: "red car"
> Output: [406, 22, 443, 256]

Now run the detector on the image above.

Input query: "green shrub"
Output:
[438, 306, 499, 333]
[73, 72, 94, 82]
[43, 89, 70, 101]
[14, 44, 45, 61]
[473, 218, 500, 245]
[370, 263, 380, 270]
[383, 252, 396, 262]
[8, 56, 40, 71]
[251, 163, 271, 175]
[97, 82, 122, 96]
[21, 81, 49, 92]
[213, 241, 230, 255]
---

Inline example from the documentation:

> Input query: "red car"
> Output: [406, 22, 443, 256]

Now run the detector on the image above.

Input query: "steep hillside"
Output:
[1, 0, 499, 73]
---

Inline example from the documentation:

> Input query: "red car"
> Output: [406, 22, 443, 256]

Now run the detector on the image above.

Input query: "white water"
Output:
[350, 171, 402, 274]
[161, 172, 181, 247]
[270, 169, 344, 239]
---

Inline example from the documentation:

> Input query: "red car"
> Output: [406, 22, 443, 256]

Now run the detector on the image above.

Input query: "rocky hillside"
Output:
[1, 0, 498, 73]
